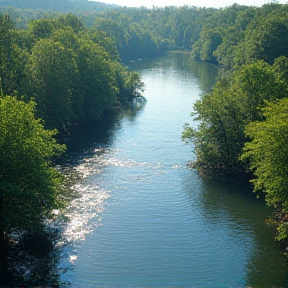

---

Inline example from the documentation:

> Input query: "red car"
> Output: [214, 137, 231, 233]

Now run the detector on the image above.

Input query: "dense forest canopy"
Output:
[0, 0, 118, 12]
[1, 1, 288, 283]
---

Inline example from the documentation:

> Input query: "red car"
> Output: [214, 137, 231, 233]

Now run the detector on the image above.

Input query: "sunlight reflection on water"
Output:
[61, 146, 165, 245]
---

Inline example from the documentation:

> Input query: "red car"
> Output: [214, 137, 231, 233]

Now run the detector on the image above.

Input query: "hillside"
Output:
[0, 0, 119, 12]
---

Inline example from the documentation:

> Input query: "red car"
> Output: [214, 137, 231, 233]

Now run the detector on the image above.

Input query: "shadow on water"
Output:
[0, 227, 62, 287]
[65, 114, 118, 154]
[188, 59, 223, 93]
[185, 175, 288, 287]
[65, 104, 146, 155]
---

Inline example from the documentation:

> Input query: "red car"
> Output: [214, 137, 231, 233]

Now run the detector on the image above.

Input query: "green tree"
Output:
[182, 79, 246, 175]
[244, 15, 288, 65]
[117, 71, 144, 102]
[58, 13, 84, 34]
[0, 13, 23, 96]
[93, 18, 129, 57]
[76, 39, 118, 121]
[82, 28, 120, 61]
[214, 26, 244, 69]
[200, 28, 223, 64]
[233, 60, 288, 122]
[183, 61, 288, 176]
[0, 95, 66, 241]
[27, 18, 61, 41]
[273, 56, 288, 81]
[191, 28, 223, 64]
[26, 37, 78, 131]
[241, 98, 288, 241]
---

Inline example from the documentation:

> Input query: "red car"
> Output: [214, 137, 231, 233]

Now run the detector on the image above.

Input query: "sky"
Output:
[93, 0, 287, 8]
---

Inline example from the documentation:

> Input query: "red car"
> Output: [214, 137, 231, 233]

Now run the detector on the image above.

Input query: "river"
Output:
[58, 53, 288, 287]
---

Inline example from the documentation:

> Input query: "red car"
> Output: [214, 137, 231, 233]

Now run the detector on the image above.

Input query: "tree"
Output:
[273, 56, 288, 81]
[58, 13, 84, 34]
[75, 39, 118, 121]
[243, 15, 288, 65]
[82, 28, 120, 61]
[26, 37, 78, 131]
[0, 95, 66, 240]
[233, 60, 288, 122]
[182, 79, 246, 175]
[93, 18, 129, 58]
[27, 18, 61, 40]
[241, 98, 288, 241]
[117, 71, 144, 103]
[0, 13, 20, 96]
[182, 61, 288, 176]
[214, 26, 244, 69]
[200, 28, 223, 64]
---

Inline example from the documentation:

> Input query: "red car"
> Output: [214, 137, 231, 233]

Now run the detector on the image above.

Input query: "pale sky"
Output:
[94, 0, 287, 8]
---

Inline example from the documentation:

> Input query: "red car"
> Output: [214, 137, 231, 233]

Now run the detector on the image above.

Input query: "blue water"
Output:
[59, 53, 288, 288]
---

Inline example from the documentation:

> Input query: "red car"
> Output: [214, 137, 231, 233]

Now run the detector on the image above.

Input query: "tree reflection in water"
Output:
[0, 226, 66, 287]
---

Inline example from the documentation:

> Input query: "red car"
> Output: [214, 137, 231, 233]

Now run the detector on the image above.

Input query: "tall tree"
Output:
[76, 39, 118, 121]
[182, 61, 288, 175]
[0, 95, 66, 240]
[26, 37, 78, 131]
[241, 98, 288, 241]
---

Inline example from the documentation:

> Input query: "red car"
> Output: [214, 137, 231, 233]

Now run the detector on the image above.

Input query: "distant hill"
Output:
[0, 0, 120, 12]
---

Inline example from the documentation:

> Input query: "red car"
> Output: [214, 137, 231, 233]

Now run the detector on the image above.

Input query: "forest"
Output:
[1, 0, 288, 282]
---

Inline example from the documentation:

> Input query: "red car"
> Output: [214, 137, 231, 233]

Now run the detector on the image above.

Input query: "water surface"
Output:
[59, 53, 288, 287]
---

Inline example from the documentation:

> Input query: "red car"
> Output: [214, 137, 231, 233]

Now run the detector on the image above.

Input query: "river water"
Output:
[59, 53, 288, 287]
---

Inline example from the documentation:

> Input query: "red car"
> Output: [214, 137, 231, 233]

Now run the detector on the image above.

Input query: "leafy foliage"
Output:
[26, 37, 77, 130]
[241, 98, 288, 240]
[182, 61, 288, 175]
[0, 96, 66, 235]
[0, 0, 115, 12]
[0, 13, 145, 132]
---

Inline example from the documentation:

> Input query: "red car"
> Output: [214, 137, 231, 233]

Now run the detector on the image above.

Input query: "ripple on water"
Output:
[61, 147, 166, 244]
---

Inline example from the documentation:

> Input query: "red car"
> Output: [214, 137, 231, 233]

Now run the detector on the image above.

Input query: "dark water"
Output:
[57, 53, 288, 287]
